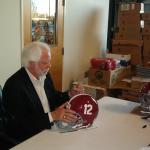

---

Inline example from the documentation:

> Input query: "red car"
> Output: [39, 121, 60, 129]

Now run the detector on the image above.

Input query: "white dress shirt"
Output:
[25, 68, 53, 122]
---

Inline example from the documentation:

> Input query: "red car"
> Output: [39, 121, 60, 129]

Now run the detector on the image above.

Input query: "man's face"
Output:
[35, 49, 51, 78]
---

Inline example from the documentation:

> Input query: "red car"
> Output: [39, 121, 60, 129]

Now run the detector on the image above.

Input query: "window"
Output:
[31, 0, 57, 45]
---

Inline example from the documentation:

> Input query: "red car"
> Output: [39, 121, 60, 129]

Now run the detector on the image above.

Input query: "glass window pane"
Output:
[31, 0, 56, 45]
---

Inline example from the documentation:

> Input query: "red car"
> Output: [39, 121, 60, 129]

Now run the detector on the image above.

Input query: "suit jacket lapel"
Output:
[20, 68, 45, 113]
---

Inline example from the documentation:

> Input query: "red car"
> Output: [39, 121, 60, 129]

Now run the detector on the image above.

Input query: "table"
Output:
[10, 96, 150, 150]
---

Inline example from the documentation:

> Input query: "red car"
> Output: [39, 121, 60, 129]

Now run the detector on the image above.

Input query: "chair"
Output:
[0, 85, 17, 150]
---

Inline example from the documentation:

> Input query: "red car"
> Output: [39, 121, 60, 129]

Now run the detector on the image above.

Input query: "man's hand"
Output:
[51, 102, 77, 123]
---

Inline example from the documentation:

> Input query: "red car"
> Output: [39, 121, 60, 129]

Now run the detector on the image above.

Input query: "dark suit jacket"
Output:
[2, 67, 69, 142]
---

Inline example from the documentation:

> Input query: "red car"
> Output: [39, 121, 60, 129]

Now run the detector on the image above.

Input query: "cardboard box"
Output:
[142, 28, 150, 35]
[119, 3, 141, 12]
[143, 47, 150, 57]
[106, 53, 131, 61]
[131, 76, 150, 89]
[144, 21, 150, 28]
[88, 66, 131, 88]
[143, 35, 150, 43]
[121, 90, 139, 102]
[82, 84, 107, 100]
[114, 32, 142, 40]
[119, 25, 141, 33]
[141, 13, 150, 21]
[123, 89, 140, 97]
[72, 80, 107, 100]
[118, 12, 141, 27]
[143, 56, 150, 67]
[143, 35, 150, 57]
[112, 40, 143, 65]
[112, 39, 143, 46]
[118, 20, 141, 27]
[112, 45, 142, 65]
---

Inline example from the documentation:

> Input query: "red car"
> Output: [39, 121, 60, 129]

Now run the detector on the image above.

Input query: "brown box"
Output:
[143, 56, 150, 67]
[143, 35, 150, 45]
[122, 90, 139, 102]
[142, 28, 150, 35]
[88, 66, 131, 88]
[112, 39, 143, 46]
[81, 84, 107, 100]
[123, 90, 140, 97]
[118, 20, 141, 27]
[118, 11, 141, 27]
[143, 35, 150, 57]
[131, 77, 148, 89]
[106, 53, 131, 61]
[112, 40, 143, 65]
[71, 80, 107, 100]
[119, 26, 141, 33]
[143, 47, 150, 57]
[114, 32, 142, 40]
[112, 46, 142, 65]
[119, 3, 141, 12]
[144, 21, 150, 28]
[141, 13, 150, 21]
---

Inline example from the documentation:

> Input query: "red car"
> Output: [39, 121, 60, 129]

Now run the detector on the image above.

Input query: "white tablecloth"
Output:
[11, 96, 150, 150]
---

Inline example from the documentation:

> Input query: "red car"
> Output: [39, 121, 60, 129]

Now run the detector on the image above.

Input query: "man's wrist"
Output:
[48, 112, 54, 122]
[51, 111, 56, 121]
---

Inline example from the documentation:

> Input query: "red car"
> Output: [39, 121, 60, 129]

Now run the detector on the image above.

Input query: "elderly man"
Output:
[2, 42, 77, 142]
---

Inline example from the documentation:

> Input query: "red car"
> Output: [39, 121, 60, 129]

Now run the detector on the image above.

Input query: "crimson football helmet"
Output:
[55, 94, 99, 132]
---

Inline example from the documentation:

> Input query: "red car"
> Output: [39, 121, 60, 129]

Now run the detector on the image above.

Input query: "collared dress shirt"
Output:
[26, 69, 53, 122]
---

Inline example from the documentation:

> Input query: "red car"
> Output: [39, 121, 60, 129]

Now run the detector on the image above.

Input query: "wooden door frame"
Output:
[22, 0, 32, 46]
[50, 0, 64, 91]
[22, 0, 64, 91]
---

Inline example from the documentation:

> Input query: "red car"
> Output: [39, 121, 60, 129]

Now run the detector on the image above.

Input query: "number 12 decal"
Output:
[84, 104, 93, 115]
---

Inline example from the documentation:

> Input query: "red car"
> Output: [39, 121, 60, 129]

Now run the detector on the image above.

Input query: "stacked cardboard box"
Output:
[70, 80, 107, 100]
[110, 2, 149, 102]
[121, 88, 140, 102]
[117, 2, 141, 40]
[120, 76, 150, 102]
[131, 76, 150, 89]
[112, 2, 143, 66]
[88, 66, 131, 88]
[141, 13, 150, 67]
[116, 3, 141, 40]
[112, 39, 143, 65]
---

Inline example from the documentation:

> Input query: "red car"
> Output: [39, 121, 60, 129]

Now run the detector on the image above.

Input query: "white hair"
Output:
[21, 42, 50, 67]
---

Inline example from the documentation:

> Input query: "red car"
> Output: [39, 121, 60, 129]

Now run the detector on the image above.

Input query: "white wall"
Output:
[0, 0, 109, 90]
[63, 0, 109, 90]
[0, 0, 21, 87]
